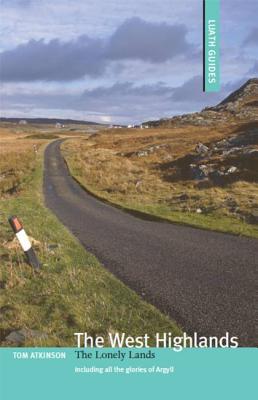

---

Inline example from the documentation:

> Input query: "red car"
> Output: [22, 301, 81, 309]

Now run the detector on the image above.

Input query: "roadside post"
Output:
[8, 215, 41, 269]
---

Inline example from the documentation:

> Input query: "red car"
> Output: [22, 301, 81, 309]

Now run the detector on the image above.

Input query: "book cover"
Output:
[0, 0, 257, 399]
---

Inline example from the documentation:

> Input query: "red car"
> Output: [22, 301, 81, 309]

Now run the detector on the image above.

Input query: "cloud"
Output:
[170, 75, 255, 107]
[0, 0, 31, 7]
[81, 82, 172, 99]
[1, 78, 230, 123]
[171, 76, 224, 104]
[76, 82, 177, 120]
[0, 0, 202, 49]
[243, 28, 258, 46]
[171, 76, 204, 102]
[106, 17, 190, 63]
[249, 61, 258, 74]
[0, 36, 106, 81]
[0, 17, 193, 82]
[1, 82, 176, 122]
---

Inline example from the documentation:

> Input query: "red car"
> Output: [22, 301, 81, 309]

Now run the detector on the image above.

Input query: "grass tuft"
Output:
[62, 127, 258, 239]
[0, 126, 181, 346]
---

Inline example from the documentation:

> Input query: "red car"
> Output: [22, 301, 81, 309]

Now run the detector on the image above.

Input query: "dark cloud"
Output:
[170, 75, 254, 107]
[171, 76, 203, 102]
[2, 75, 251, 123]
[0, 36, 106, 81]
[2, 82, 173, 112]
[0, 18, 193, 82]
[81, 82, 172, 99]
[171, 76, 223, 104]
[77, 82, 175, 118]
[1, 82, 176, 121]
[243, 28, 258, 46]
[106, 17, 189, 63]
[1, 78, 229, 122]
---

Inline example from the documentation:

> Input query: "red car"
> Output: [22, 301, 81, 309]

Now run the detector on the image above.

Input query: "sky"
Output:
[0, 0, 257, 124]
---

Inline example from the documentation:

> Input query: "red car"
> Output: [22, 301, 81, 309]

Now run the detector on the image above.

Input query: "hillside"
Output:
[62, 78, 258, 237]
[0, 117, 102, 126]
[215, 78, 258, 112]
[146, 78, 258, 127]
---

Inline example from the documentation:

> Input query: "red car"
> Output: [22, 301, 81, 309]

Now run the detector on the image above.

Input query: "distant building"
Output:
[55, 122, 62, 129]
[19, 120, 27, 125]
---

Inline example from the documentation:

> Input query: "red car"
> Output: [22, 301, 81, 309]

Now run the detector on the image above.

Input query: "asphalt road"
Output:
[43, 139, 257, 346]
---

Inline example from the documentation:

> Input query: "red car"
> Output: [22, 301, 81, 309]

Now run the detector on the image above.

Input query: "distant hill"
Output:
[0, 117, 102, 126]
[144, 78, 258, 128]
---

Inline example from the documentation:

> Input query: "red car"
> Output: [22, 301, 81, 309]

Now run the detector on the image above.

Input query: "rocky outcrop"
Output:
[205, 78, 258, 120]
[120, 143, 169, 158]
[4, 328, 48, 345]
[212, 78, 258, 109]
[145, 78, 258, 127]
[164, 120, 258, 186]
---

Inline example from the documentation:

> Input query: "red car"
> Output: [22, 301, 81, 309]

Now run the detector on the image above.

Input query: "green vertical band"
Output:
[204, 0, 220, 92]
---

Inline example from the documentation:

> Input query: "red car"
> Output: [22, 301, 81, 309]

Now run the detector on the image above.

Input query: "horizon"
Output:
[0, 0, 257, 124]
[1, 76, 257, 125]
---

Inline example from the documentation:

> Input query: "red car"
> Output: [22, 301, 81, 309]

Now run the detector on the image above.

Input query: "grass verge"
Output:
[0, 141, 181, 347]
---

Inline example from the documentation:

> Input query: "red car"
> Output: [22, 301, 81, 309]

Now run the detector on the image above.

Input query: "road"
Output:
[43, 139, 257, 346]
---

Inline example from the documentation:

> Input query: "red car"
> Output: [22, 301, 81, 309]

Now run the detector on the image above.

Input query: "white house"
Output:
[19, 120, 27, 125]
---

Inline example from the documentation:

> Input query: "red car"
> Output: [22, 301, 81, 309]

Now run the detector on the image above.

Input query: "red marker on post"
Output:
[8, 216, 41, 269]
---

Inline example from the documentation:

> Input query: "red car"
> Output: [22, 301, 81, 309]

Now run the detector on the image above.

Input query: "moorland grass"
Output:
[0, 131, 181, 346]
[62, 129, 258, 239]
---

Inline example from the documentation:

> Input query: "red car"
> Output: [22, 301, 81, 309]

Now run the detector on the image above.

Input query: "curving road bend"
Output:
[43, 139, 257, 346]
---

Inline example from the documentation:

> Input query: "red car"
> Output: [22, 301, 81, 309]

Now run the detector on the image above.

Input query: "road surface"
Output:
[43, 139, 257, 346]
